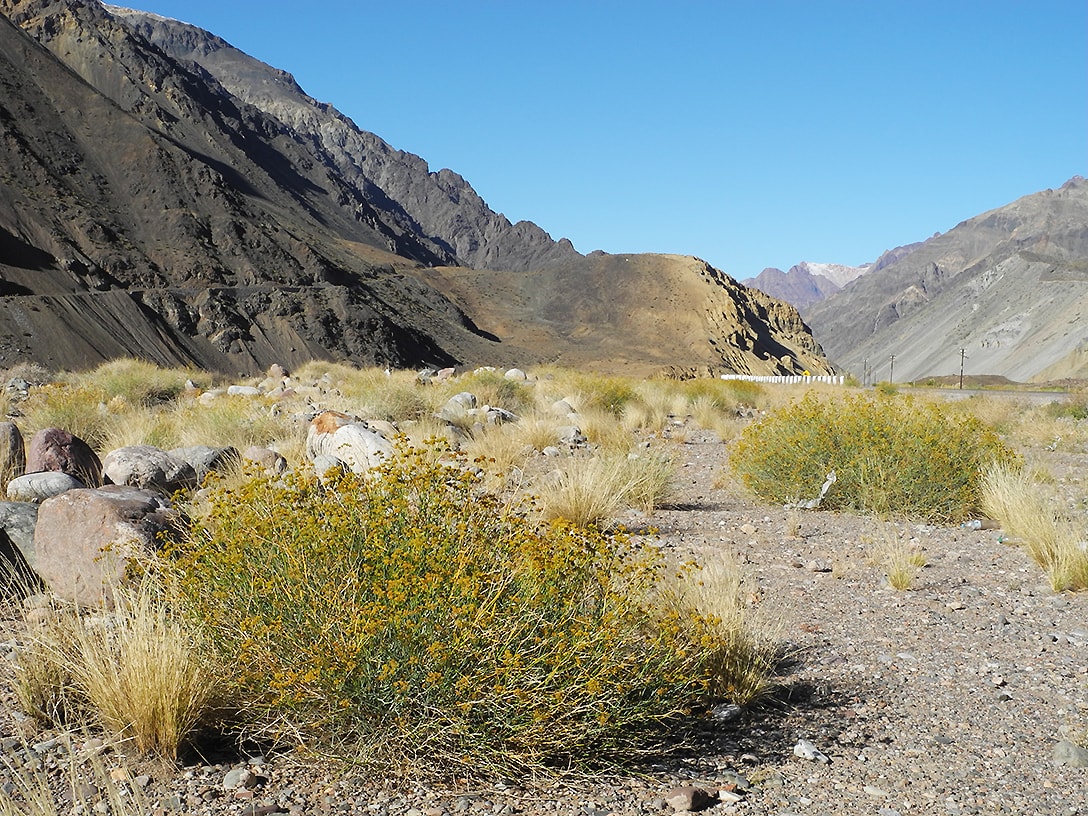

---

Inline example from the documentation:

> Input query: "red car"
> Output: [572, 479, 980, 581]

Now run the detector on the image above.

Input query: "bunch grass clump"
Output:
[13, 579, 220, 758]
[163, 446, 745, 772]
[867, 522, 927, 590]
[980, 462, 1088, 591]
[535, 450, 676, 526]
[71, 358, 208, 406]
[731, 391, 1016, 522]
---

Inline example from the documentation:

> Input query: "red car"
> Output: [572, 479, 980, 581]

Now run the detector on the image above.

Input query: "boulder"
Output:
[0, 501, 39, 567]
[504, 368, 528, 381]
[7, 472, 86, 503]
[0, 526, 37, 595]
[34, 486, 175, 606]
[226, 385, 261, 397]
[305, 411, 393, 475]
[102, 445, 199, 494]
[0, 422, 25, 479]
[170, 445, 240, 482]
[26, 428, 102, 487]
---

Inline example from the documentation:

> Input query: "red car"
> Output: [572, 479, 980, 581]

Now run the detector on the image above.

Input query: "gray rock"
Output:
[0, 501, 39, 567]
[7, 472, 86, 503]
[26, 428, 102, 487]
[169, 445, 239, 481]
[450, 392, 479, 410]
[34, 486, 175, 606]
[556, 426, 587, 446]
[484, 406, 520, 425]
[306, 412, 393, 474]
[226, 385, 261, 397]
[241, 446, 288, 475]
[0, 527, 37, 594]
[102, 445, 199, 494]
[312, 454, 346, 480]
[0, 422, 25, 480]
[1052, 739, 1088, 767]
[504, 368, 527, 381]
[223, 767, 257, 791]
[793, 738, 830, 763]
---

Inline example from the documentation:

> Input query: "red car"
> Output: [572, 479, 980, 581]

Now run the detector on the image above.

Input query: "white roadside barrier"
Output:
[720, 374, 846, 384]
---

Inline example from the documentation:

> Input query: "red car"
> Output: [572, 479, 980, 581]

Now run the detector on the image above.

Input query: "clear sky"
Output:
[122, 0, 1085, 280]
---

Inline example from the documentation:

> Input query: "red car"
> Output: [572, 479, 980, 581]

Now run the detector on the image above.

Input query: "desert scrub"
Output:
[164, 446, 747, 772]
[731, 391, 1016, 522]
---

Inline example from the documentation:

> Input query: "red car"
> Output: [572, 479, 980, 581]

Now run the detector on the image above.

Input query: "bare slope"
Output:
[416, 253, 833, 378]
[806, 178, 1088, 383]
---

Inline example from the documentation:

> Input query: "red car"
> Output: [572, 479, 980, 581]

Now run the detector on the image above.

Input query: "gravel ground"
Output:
[2, 425, 1086, 816]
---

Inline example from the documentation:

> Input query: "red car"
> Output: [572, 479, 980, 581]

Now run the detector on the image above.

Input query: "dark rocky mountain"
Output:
[0, 0, 833, 377]
[105, 5, 583, 275]
[805, 178, 1088, 383]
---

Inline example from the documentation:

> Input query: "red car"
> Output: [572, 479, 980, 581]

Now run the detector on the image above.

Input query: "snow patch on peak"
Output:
[795, 261, 869, 288]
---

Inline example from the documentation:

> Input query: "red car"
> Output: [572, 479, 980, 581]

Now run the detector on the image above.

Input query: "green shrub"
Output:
[164, 446, 765, 771]
[1046, 390, 1088, 421]
[731, 392, 1016, 522]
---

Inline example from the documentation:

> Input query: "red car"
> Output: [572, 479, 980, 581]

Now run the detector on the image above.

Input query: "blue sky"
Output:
[125, 1, 1085, 279]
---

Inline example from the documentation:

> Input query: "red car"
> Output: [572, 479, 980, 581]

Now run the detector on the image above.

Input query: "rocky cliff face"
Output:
[0, 0, 499, 372]
[805, 177, 1088, 383]
[105, 5, 583, 274]
[0, 0, 834, 378]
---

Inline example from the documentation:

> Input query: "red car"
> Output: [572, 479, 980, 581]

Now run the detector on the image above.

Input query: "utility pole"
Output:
[959, 348, 967, 390]
[862, 358, 868, 387]
[889, 354, 895, 385]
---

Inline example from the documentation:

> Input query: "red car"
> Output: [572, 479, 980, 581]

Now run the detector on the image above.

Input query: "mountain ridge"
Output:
[0, 0, 832, 378]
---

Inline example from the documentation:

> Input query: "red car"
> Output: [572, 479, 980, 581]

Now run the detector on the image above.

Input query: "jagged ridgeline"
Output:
[0, 0, 831, 376]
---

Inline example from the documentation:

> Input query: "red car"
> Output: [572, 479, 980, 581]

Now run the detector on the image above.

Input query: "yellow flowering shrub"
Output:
[164, 446, 764, 771]
[731, 392, 1016, 522]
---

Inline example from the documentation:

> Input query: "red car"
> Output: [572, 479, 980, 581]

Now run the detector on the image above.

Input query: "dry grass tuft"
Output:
[867, 522, 926, 590]
[13, 579, 221, 758]
[534, 449, 676, 526]
[980, 462, 1088, 591]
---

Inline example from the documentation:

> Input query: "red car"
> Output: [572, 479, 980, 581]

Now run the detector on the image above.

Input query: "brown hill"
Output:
[415, 253, 832, 378]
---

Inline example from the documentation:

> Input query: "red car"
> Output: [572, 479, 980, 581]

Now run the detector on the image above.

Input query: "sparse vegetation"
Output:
[867, 522, 927, 590]
[6, 357, 1087, 793]
[13, 578, 220, 758]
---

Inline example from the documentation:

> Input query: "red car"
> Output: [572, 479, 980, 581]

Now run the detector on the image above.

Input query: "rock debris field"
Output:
[1, 426, 1086, 816]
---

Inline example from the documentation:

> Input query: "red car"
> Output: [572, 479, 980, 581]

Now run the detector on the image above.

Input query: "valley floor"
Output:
[2, 428, 1086, 815]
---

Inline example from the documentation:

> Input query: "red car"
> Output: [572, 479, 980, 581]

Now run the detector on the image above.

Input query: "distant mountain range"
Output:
[804, 178, 1088, 383]
[0, 0, 833, 377]
[742, 246, 931, 311]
